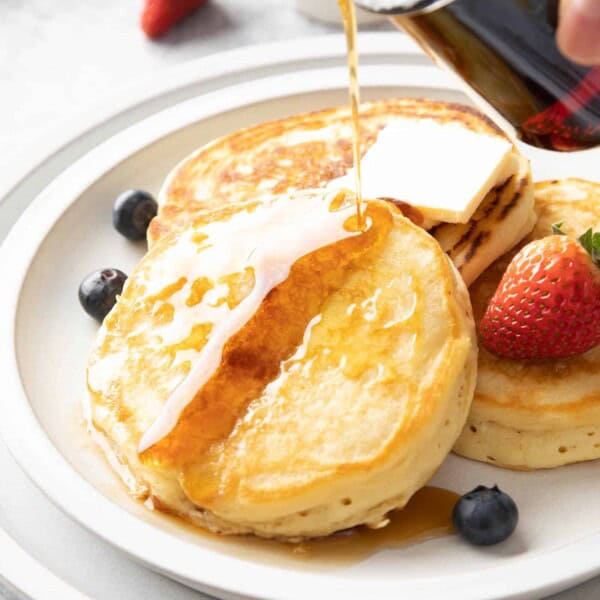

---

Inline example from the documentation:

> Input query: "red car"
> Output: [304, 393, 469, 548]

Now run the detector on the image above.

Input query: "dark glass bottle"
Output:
[389, 0, 600, 151]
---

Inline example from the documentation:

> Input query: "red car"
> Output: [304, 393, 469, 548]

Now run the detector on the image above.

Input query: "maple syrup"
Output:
[338, 0, 364, 227]
[291, 486, 459, 561]
[151, 485, 459, 566]
[141, 201, 393, 471]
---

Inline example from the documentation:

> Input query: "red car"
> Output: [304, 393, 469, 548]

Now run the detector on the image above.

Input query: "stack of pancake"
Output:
[86, 98, 599, 539]
[455, 178, 600, 469]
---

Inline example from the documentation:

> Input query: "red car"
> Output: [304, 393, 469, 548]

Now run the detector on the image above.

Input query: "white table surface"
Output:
[1, 1, 599, 598]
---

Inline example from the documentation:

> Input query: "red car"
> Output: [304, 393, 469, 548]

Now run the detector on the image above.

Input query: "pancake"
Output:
[432, 153, 535, 287]
[454, 178, 600, 470]
[86, 190, 477, 539]
[149, 98, 535, 286]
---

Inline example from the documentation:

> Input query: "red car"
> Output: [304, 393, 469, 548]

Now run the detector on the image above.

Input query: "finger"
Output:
[557, 0, 600, 66]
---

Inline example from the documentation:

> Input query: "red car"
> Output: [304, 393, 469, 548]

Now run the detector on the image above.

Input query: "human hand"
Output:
[557, 0, 600, 65]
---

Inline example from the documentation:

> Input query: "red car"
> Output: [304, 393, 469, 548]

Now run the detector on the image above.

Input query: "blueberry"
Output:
[112, 190, 157, 240]
[79, 268, 127, 322]
[453, 485, 518, 546]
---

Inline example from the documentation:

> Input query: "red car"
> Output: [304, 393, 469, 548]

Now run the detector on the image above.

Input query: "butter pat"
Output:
[330, 118, 514, 224]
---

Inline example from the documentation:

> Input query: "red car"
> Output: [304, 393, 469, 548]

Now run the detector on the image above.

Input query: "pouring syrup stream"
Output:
[338, 0, 364, 229]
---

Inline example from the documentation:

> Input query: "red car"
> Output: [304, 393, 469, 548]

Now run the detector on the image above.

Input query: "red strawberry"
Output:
[141, 0, 207, 39]
[480, 225, 600, 360]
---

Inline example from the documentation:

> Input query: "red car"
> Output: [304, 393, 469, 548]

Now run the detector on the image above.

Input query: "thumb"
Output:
[557, 0, 600, 65]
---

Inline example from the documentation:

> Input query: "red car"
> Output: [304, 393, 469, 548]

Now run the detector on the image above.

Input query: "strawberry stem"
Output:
[579, 228, 600, 267]
[552, 221, 566, 235]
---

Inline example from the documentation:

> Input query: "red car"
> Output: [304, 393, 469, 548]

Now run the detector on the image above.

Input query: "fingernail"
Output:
[557, 0, 600, 65]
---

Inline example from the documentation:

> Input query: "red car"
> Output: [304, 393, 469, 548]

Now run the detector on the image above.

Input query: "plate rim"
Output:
[0, 529, 90, 600]
[1, 34, 600, 600]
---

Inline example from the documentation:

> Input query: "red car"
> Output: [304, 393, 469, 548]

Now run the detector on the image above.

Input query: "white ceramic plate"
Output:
[1, 34, 600, 600]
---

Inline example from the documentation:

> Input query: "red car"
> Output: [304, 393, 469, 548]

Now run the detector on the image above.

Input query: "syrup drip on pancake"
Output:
[338, 0, 364, 229]
[135, 199, 399, 509]
[138, 193, 383, 454]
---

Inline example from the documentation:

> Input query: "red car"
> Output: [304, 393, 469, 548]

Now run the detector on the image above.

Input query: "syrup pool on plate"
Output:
[150, 485, 459, 566]
[292, 486, 459, 561]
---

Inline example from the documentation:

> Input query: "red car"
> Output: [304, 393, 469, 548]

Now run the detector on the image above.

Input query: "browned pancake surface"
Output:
[149, 98, 506, 246]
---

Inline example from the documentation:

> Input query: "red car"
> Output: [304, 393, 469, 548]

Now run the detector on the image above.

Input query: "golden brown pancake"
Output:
[454, 178, 600, 470]
[149, 99, 535, 286]
[149, 99, 504, 244]
[87, 190, 477, 539]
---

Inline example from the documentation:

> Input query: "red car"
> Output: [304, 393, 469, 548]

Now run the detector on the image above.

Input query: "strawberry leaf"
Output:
[578, 228, 600, 266]
[552, 222, 566, 235]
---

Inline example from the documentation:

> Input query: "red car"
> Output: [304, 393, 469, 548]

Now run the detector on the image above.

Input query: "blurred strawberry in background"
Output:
[141, 0, 208, 38]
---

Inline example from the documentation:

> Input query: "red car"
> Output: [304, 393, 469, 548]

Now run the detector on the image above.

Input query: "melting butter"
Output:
[138, 193, 365, 453]
[329, 118, 514, 224]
